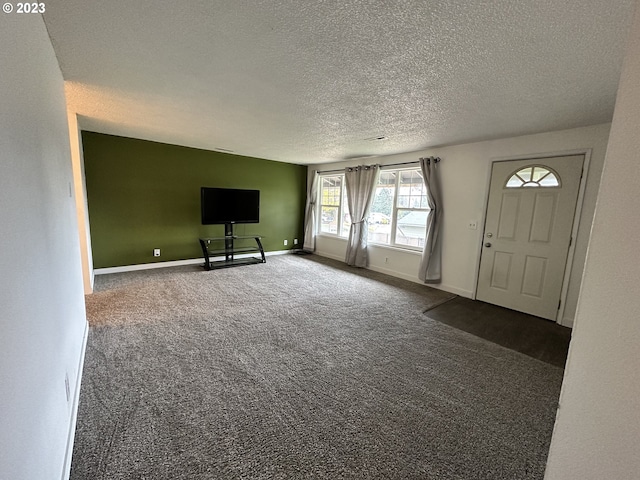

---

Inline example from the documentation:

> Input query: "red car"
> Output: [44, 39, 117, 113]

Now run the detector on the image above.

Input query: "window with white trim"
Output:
[319, 174, 351, 237]
[368, 168, 429, 249]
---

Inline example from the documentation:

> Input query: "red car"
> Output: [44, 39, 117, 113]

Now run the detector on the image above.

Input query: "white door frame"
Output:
[472, 149, 592, 325]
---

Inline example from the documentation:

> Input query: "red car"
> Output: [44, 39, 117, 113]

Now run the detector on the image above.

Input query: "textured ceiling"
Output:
[43, 0, 636, 165]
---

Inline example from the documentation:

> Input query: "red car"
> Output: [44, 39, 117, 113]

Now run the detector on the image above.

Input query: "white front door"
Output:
[476, 155, 583, 320]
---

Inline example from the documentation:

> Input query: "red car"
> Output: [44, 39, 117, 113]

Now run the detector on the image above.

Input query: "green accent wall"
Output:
[82, 132, 308, 268]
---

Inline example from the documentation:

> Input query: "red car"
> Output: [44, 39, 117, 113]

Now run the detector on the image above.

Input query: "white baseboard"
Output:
[367, 264, 424, 284]
[95, 251, 473, 300]
[561, 316, 575, 328]
[314, 252, 472, 298]
[368, 265, 472, 298]
[95, 257, 203, 275]
[94, 250, 291, 276]
[314, 251, 344, 262]
[433, 284, 473, 298]
[61, 321, 88, 480]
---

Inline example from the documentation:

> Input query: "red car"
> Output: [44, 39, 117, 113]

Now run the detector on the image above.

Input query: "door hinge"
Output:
[569, 236, 573, 247]
[558, 299, 562, 310]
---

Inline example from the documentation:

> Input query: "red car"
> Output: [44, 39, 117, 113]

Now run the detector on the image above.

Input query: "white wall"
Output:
[0, 14, 88, 480]
[67, 111, 94, 294]
[545, 1, 640, 477]
[313, 123, 611, 326]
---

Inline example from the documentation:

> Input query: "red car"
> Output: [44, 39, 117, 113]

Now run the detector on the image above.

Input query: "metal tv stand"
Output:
[199, 223, 266, 271]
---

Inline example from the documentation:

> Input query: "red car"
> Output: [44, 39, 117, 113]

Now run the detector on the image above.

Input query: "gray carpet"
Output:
[71, 254, 563, 479]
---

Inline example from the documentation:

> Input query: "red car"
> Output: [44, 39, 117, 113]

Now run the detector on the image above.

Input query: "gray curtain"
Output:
[418, 157, 443, 283]
[344, 164, 379, 267]
[303, 170, 319, 252]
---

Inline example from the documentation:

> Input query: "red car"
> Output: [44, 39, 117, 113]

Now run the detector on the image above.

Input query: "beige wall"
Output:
[313, 123, 611, 326]
[545, 0, 640, 477]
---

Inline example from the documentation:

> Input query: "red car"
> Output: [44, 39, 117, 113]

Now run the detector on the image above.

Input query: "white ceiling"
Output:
[43, 0, 636, 165]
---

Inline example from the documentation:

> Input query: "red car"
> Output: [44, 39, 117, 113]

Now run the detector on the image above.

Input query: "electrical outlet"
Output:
[153, 248, 161, 257]
[294, 238, 298, 245]
[284, 240, 288, 246]
[468, 221, 478, 230]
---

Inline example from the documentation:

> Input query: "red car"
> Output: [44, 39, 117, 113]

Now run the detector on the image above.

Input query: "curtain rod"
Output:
[315, 157, 440, 174]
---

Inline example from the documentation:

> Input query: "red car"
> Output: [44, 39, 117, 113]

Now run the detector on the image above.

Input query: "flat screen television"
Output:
[201, 187, 260, 225]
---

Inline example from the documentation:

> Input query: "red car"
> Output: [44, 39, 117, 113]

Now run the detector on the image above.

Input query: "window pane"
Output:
[378, 171, 396, 186]
[518, 167, 533, 182]
[397, 169, 425, 211]
[410, 196, 422, 208]
[321, 176, 342, 206]
[506, 175, 524, 188]
[320, 206, 338, 234]
[395, 209, 428, 248]
[319, 174, 346, 236]
[368, 182, 394, 244]
[397, 195, 410, 208]
[532, 166, 550, 181]
[539, 172, 560, 187]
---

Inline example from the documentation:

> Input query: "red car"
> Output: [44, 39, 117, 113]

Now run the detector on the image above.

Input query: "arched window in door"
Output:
[505, 165, 561, 188]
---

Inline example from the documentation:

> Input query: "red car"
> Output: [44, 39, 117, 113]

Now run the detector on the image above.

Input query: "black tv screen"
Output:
[201, 187, 260, 225]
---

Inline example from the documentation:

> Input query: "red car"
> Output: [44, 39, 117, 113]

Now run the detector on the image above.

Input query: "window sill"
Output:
[317, 233, 349, 241]
[318, 234, 423, 255]
[368, 243, 423, 255]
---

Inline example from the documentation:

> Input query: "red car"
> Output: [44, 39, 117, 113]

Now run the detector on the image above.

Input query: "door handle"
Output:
[485, 242, 492, 248]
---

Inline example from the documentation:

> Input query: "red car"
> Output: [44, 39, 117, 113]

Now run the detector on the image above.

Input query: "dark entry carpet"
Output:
[71, 254, 563, 479]
[427, 296, 572, 367]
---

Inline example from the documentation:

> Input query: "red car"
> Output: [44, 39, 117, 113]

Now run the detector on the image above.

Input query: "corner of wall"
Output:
[67, 110, 94, 294]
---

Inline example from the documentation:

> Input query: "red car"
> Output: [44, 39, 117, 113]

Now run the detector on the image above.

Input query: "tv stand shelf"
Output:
[199, 235, 266, 271]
